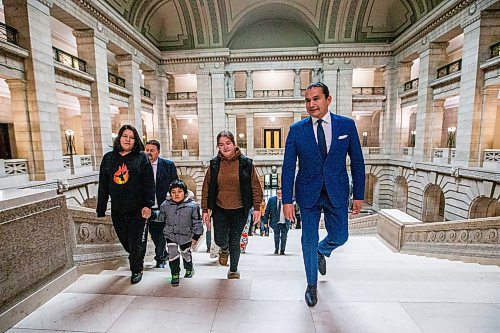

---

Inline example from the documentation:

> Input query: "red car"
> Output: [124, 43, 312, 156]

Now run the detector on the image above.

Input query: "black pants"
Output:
[148, 220, 167, 263]
[273, 223, 289, 252]
[212, 206, 248, 272]
[111, 213, 147, 274]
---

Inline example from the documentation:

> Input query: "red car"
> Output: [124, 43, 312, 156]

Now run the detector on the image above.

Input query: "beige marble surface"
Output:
[7, 230, 500, 333]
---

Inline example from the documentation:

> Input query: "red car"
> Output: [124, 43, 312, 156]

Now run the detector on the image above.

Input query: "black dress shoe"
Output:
[318, 252, 326, 275]
[305, 284, 318, 307]
[155, 261, 165, 268]
[274, 249, 279, 255]
[131, 272, 143, 284]
[280, 250, 285, 255]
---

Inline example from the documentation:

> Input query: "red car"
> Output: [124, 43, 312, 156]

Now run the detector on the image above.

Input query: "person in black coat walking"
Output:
[97, 124, 155, 284]
[145, 140, 179, 268]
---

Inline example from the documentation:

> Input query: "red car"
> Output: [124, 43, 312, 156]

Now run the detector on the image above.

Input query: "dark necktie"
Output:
[278, 200, 282, 214]
[317, 119, 327, 161]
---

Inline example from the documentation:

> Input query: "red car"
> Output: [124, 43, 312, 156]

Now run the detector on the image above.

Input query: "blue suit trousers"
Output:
[300, 189, 348, 286]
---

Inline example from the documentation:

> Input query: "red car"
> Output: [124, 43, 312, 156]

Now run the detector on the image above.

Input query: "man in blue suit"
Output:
[145, 140, 179, 268]
[282, 82, 365, 307]
[262, 188, 291, 255]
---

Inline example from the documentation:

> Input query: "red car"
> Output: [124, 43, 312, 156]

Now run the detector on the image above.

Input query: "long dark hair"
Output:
[216, 130, 235, 145]
[113, 124, 144, 153]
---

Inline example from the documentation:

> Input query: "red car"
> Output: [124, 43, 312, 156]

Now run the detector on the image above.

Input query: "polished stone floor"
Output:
[7, 230, 500, 333]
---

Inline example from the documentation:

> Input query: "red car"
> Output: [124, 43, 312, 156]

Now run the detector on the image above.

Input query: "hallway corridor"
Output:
[6, 230, 500, 333]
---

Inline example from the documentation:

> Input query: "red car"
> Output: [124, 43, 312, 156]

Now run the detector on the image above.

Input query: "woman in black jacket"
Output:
[96, 124, 155, 284]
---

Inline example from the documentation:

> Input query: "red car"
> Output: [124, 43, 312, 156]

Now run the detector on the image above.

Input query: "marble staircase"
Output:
[6, 230, 500, 333]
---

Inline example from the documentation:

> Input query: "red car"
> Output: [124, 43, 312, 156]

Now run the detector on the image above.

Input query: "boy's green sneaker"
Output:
[184, 269, 195, 278]
[171, 273, 180, 286]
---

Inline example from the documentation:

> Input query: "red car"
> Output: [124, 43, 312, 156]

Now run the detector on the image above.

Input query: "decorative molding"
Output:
[35, 0, 53, 8]
[394, 0, 474, 54]
[72, 0, 160, 62]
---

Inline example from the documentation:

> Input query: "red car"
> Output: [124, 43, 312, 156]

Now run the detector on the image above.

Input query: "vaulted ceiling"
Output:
[103, 0, 445, 51]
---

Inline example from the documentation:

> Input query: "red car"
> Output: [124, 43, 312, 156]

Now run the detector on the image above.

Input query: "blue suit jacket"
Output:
[262, 196, 291, 230]
[155, 157, 179, 209]
[282, 113, 365, 209]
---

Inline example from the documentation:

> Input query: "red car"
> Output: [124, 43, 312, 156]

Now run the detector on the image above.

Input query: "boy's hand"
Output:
[191, 239, 198, 247]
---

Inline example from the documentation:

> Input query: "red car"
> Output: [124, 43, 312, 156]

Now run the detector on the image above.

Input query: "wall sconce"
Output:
[447, 126, 456, 148]
[362, 131, 368, 147]
[182, 134, 188, 150]
[111, 132, 118, 141]
[238, 133, 245, 148]
[64, 129, 76, 155]
[410, 130, 416, 147]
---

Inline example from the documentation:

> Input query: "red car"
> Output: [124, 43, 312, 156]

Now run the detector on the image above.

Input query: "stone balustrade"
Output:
[401, 216, 500, 262]
[483, 149, 500, 170]
[432, 147, 455, 164]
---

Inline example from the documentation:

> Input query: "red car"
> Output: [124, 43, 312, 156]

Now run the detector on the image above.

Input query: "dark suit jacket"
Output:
[262, 196, 291, 230]
[282, 113, 365, 209]
[154, 157, 178, 210]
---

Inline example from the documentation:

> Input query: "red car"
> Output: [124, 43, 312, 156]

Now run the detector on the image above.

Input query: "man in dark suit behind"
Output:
[262, 188, 291, 255]
[282, 82, 365, 307]
[145, 140, 179, 268]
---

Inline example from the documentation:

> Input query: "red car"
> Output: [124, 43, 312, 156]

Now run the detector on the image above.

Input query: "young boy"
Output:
[155, 180, 203, 286]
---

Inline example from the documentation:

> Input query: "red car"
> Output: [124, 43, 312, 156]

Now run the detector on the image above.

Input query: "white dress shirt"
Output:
[312, 112, 332, 154]
[151, 159, 158, 208]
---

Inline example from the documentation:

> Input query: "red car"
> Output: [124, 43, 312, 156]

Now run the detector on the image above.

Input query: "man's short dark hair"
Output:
[306, 82, 330, 98]
[146, 139, 160, 151]
[169, 179, 188, 195]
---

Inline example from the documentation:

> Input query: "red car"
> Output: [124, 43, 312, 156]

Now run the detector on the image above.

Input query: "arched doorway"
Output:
[394, 176, 408, 212]
[469, 197, 500, 218]
[422, 184, 445, 222]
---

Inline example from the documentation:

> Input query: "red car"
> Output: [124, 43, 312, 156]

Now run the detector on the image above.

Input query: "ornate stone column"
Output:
[144, 70, 171, 156]
[293, 69, 301, 97]
[4, 0, 65, 180]
[413, 42, 448, 162]
[73, 29, 112, 168]
[116, 54, 143, 134]
[454, 15, 499, 166]
[246, 113, 255, 156]
[381, 61, 412, 156]
[246, 71, 253, 98]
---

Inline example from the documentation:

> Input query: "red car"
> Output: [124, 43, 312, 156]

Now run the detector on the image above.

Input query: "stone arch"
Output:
[178, 175, 198, 200]
[422, 184, 445, 222]
[176, 164, 207, 202]
[394, 176, 408, 212]
[469, 196, 500, 219]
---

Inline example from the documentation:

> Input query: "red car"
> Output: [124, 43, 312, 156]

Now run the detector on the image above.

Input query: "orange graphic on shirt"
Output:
[113, 163, 129, 184]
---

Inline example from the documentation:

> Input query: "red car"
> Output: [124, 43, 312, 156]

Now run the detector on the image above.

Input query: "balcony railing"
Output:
[140, 86, 151, 98]
[0, 21, 18, 45]
[235, 90, 247, 98]
[108, 72, 126, 88]
[167, 92, 197, 100]
[490, 42, 500, 59]
[403, 78, 419, 92]
[52, 47, 87, 72]
[352, 87, 385, 95]
[253, 89, 294, 98]
[437, 59, 461, 78]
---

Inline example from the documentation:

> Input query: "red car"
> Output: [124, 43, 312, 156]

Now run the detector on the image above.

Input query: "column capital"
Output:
[5, 78, 27, 88]
[73, 29, 109, 44]
[115, 54, 140, 63]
